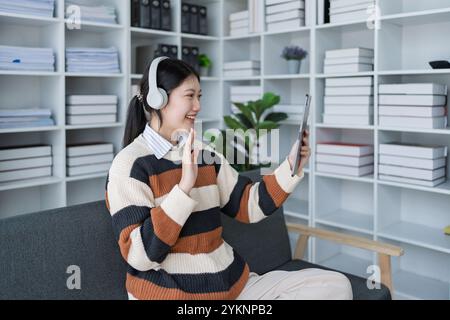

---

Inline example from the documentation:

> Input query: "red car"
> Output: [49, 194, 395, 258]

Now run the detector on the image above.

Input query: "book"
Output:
[189, 3, 199, 34]
[330, 9, 371, 23]
[160, 0, 172, 31]
[325, 86, 373, 96]
[324, 63, 373, 73]
[379, 143, 448, 159]
[66, 114, 116, 125]
[316, 163, 373, 176]
[330, 2, 375, 15]
[326, 76, 373, 87]
[0, 109, 52, 117]
[67, 153, 114, 167]
[378, 83, 448, 96]
[181, 2, 190, 33]
[316, 154, 374, 166]
[66, 95, 118, 105]
[0, 156, 52, 172]
[379, 155, 446, 170]
[67, 162, 111, 177]
[198, 5, 208, 35]
[266, 1, 305, 15]
[379, 164, 446, 181]
[317, 142, 374, 156]
[378, 174, 446, 187]
[0, 166, 52, 183]
[273, 104, 305, 114]
[224, 69, 260, 77]
[379, 116, 447, 129]
[0, 145, 52, 161]
[324, 56, 374, 65]
[224, 60, 261, 70]
[267, 18, 305, 31]
[330, 0, 375, 9]
[265, 0, 300, 5]
[324, 96, 373, 105]
[130, 0, 141, 27]
[231, 95, 261, 102]
[378, 106, 446, 117]
[66, 105, 118, 115]
[230, 86, 262, 95]
[325, 47, 374, 59]
[378, 94, 446, 106]
[67, 143, 114, 157]
[324, 105, 372, 115]
[229, 27, 250, 36]
[229, 10, 249, 22]
[150, 0, 161, 30]
[266, 10, 305, 24]
[323, 114, 372, 125]
[0, 118, 55, 129]
[230, 19, 249, 29]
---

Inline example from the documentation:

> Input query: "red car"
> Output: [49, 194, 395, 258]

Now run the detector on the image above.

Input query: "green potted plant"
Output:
[198, 53, 212, 77]
[281, 45, 308, 74]
[203, 92, 287, 180]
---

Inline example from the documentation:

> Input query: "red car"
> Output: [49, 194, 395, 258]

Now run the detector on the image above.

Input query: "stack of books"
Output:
[0, 145, 52, 183]
[230, 85, 262, 114]
[132, 0, 173, 31]
[229, 10, 249, 36]
[324, 47, 374, 74]
[316, 142, 374, 177]
[329, 0, 375, 24]
[379, 143, 447, 187]
[66, 95, 118, 125]
[0, 0, 55, 17]
[66, 143, 114, 177]
[66, 1, 117, 24]
[323, 76, 374, 125]
[0, 45, 55, 72]
[0, 109, 54, 129]
[224, 60, 260, 78]
[65, 47, 120, 74]
[378, 83, 448, 129]
[265, 0, 305, 32]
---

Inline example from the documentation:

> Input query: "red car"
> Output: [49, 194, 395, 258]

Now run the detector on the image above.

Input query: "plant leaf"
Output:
[256, 121, 280, 131]
[232, 102, 255, 127]
[224, 115, 247, 131]
[264, 112, 288, 123]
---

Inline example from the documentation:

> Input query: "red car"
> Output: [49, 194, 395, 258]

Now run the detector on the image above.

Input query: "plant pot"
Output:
[200, 67, 210, 77]
[287, 59, 301, 74]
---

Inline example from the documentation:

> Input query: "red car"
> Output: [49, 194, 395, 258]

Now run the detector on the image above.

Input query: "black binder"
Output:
[190, 46, 199, 73]
[160, 0, 172, 31]
[189, 4, 199, 34]
[181, 3, 190, 33]
[139, 0, 151, 28]
[131, 0, 140, 27]
[150, 0, 161, 30]
[169, 45, 178, 59]
[198, 6, 208, 35]
[182, 46, 191, 65]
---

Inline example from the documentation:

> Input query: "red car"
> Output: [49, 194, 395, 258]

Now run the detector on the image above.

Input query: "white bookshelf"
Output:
[1, 0, 449, 300]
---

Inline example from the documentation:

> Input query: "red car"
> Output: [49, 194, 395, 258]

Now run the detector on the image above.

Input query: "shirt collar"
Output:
[142, 124, 187, 159]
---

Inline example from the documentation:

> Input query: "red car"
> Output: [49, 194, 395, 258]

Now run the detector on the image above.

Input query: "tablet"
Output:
[291, 94, 311, 177]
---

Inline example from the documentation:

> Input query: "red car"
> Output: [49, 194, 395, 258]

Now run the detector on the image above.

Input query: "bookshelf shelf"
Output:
[1, 0, 449, 299]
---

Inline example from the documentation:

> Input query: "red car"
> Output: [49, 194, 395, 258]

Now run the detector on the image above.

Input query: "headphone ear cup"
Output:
[157, 88, 168, 109]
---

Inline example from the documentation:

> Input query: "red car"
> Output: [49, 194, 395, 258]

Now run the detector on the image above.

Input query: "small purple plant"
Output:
[281, 46, 308, 61]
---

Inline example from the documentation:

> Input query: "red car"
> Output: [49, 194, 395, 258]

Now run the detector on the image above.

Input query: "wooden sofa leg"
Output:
[294, 235, 309, 260]
[378, 253, 393, 293]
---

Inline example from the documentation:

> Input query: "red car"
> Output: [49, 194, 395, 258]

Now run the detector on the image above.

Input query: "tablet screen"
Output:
[291, 94, 311, 177]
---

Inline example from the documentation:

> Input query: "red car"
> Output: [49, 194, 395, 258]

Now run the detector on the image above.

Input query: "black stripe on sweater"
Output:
[221, 175, 252, 218]
[257, 182, 278, 216]
[127, 249, 246, 293]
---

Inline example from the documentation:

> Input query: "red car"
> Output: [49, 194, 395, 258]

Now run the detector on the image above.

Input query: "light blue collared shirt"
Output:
[142, 124, 187, 159]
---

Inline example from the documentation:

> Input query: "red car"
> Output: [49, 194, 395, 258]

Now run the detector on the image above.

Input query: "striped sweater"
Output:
[105, 133, 304, 300]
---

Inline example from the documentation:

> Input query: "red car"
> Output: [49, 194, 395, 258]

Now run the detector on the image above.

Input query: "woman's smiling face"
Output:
[155, 75, 202, 139]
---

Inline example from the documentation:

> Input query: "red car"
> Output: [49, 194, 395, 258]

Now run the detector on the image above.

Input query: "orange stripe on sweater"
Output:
[149, 166, 217, 198]
[118, 223, 141, 260]
[235, 183, 251, 223]
[262, 174, 289, 208]
[151, 206, 182, 246]
[126, 263, 250, 300]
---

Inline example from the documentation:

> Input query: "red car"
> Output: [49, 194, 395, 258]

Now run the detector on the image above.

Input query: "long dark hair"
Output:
[122, 58, 200, 148]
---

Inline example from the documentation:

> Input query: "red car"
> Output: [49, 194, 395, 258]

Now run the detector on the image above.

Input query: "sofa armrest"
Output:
[286, 222, 404, 293]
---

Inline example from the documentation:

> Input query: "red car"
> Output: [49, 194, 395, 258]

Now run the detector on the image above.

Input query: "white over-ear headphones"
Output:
[146, 56, 169, 110]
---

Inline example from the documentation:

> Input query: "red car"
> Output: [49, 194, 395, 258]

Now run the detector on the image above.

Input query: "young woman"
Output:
[105, 57, 352, 300]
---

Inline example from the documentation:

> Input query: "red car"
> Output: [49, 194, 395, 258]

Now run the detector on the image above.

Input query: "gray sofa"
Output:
[0, 200, 391, 300]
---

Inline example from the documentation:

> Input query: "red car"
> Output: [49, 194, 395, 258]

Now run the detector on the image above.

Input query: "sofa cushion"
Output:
[276, 260, 392, 300]
[0, 201, 127, 300]
[221, 206, 293, 275]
